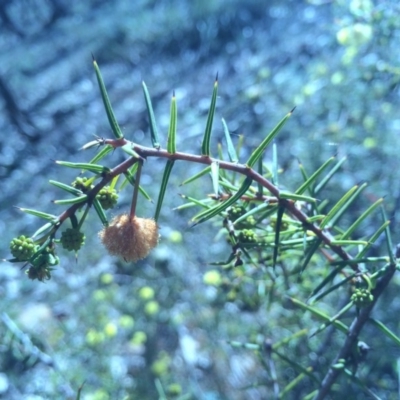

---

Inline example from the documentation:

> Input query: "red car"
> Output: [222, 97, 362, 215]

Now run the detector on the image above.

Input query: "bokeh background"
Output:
[1, 0, 400, 399]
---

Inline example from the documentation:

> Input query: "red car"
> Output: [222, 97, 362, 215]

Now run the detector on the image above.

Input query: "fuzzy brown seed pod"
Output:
[99, 214, 159, 262]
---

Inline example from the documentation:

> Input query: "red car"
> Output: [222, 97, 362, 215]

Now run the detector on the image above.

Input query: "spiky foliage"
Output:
[4, 58, 399, 399]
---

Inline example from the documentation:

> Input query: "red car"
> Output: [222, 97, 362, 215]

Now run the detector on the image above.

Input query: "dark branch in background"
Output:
[313, 264, 396, 400]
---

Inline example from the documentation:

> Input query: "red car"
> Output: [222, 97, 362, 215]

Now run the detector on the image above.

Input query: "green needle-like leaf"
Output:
[295, 157, 335, 196]
[341, 198, 384, 240]
[121, 144, 141, 158]
[201, 76, 218, 157]
[89, 145, 114, 165]
[310, 301, 354, 338]
[314, 156, 347, 195]
[218, 178, 242, 193]
[289, 297, 349, 334]
[320, 183, 367, 229]
[246, 108, 293, 168]
[77, 205, 91, 230]
[380, 206, 395, 265]
[279, 192, 317, 203]
[180, 166, 211, 186]
[55, 161, 110, 174]
[109, 175, 119, 191]
[49, 180, 84, 196]
[17, 208, 58, 221]
[356, 220, 391, 259]
[233, 202, 270, 227]
[142, 81, 160, 149]
[192, 176, 253, 225]
[272, 350, 318, 384]
[92, 58, 123, 139]
[210, 161, 220, 198]
[369, 318, 400, 347]
[81, 139, 104, 151]
[92, 198, 108, 226]
[300, 237, 323, 274]
[217, 143, 227, 180]
[32, 222, 56, 239]
[273, 206, 285, 268]
[298, 160, 309, 184]
[154, 160, 175, 222]
[309, 263, 348, 300]
[272, 329, 309, 350]
[221, 118, 238, 163]
[167, 92, 177, 154]
[53, 195, 88, 205]
[137, 185, 152, 202]
[69, 214, 79, 229]
[330, 239, 368, 246]
[178, 194, 213, 211]
[119, 163, 138, 191]
[310, 273, 356, 304]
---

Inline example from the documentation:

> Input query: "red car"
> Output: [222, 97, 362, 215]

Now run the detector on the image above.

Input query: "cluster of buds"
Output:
[227, 205, 256, 229]
[227, 205, 246, 220]
[72, 177, 119, 210]
[72, 177, 93, 192]
[238, 229, 258, 244]
[9, 235, 37, 261]
[60, 228, 86, 251]
[27, 248, 59, 281]
[351, 287, 374, 308]
[97, 186, 119, 210]
[10, 235, 59, 281]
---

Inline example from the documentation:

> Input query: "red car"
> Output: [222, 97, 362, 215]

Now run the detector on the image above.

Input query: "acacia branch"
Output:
[55, 138, 357, 269]
[313, 264, 396, 400]
[129, 141, 356, 269]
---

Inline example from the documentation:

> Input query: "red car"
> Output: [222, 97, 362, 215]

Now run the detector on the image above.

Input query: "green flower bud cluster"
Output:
[27, 249, 59, 282]
[351, 288, 374, 308]
[227, 205, 246, 220]
[238, 229, 258, 244]
[61, 228, 85, 251]
[72, 177, 93, 192]
[97, 186, 118, 210]
[270, 219, 289, 231]
[245, 215, 256, 226]
[10, 235, 37, 261]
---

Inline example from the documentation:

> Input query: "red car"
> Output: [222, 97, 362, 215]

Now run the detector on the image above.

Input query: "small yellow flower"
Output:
[203, 270, 222, 286]
[99, 214, 159, 262]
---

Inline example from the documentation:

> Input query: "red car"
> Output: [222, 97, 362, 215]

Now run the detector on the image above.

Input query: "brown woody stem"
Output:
[57, 139, 356, 269]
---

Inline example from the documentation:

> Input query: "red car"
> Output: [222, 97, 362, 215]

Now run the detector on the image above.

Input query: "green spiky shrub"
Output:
[5, 58, 399, 400]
